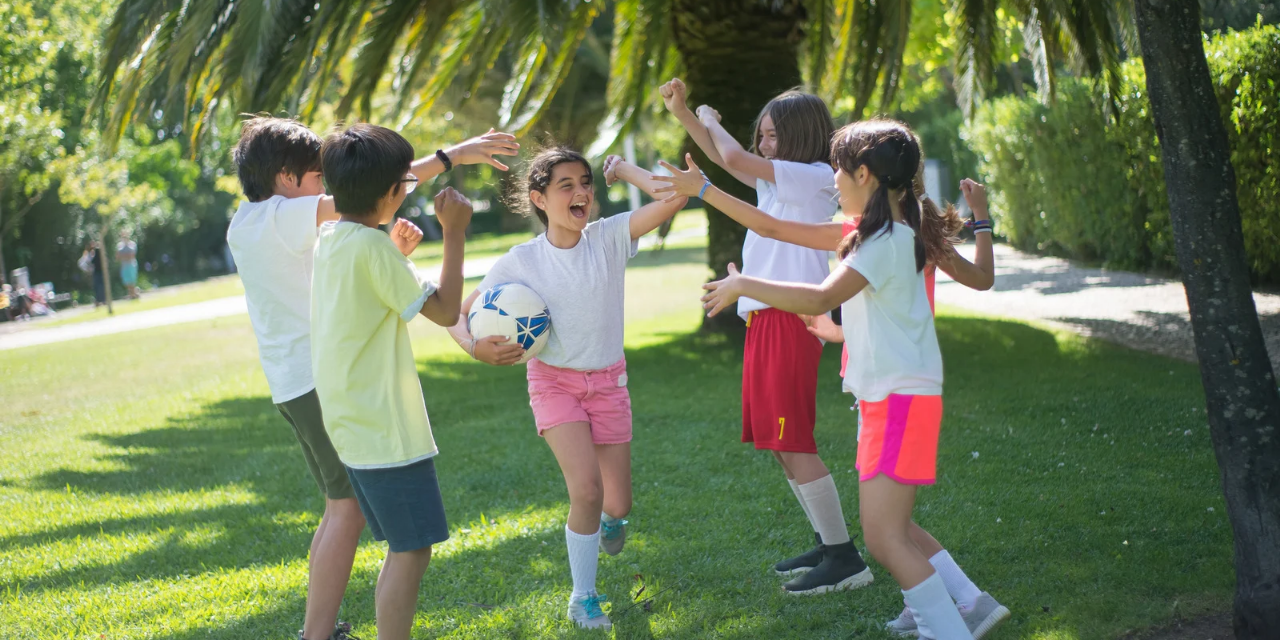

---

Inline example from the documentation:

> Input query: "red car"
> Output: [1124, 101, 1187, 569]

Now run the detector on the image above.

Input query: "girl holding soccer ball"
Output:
[446, 147, 685, 631]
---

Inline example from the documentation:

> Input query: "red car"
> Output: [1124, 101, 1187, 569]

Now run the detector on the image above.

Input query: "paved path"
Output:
[0, 228, 706, 352]
[935, 244, 1280, 371]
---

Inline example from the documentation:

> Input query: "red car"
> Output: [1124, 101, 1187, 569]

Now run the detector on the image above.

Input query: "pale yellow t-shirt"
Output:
[311, 221, 438, 468]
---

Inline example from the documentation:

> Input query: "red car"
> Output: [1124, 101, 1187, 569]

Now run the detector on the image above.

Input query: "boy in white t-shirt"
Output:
[225, 116, 516, 640]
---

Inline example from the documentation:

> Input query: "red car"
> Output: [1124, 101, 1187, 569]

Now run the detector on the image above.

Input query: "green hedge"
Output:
[964, 24, 1280, 282]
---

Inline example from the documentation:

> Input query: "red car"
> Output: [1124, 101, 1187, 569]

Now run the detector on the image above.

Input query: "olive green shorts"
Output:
[276, 389, 355, 500]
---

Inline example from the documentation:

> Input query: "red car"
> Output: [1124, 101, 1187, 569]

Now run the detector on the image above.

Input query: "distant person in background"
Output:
[83, 242, 106, 307]
[117, 231, 140, 299]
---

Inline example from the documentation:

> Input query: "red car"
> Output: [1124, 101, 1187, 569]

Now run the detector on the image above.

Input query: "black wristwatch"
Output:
[435, 149, 453, 172]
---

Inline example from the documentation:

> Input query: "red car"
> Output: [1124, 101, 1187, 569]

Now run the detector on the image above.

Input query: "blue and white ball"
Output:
[468, 283, 551, 364]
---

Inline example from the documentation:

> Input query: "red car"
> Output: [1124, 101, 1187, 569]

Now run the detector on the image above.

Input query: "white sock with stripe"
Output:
[798, 474, 851, 545]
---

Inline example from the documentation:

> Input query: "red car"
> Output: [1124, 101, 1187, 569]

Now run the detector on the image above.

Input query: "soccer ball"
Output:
[467, 283, 551, 364]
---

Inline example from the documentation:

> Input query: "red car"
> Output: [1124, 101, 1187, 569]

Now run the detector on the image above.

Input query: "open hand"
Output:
[446, 128, 520, 171]
[473, 335, 526, 366]
[652, 154, 707, 202]
[434, 187, 473, 232]
[603, 155, 623, 186]
[960, 178, 988, 221]
[659, 78, 688, 114]
[700, 263, 744, 317]
[696, 105, 721, 125]
[390, 218, 424, 256]
[801, 313, 843, 343]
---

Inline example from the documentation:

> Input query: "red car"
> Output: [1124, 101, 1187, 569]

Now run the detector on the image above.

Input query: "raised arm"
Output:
[603, 154, 690, 240]
[699, 108, 775, 185]
[411, 128, 520, 182]
[659, 78, 756, 188]
[652, 155, 845, 251]
[418, 188, 470, 325]
[935, 179, 995, 291]
[701, 263, 868, 317]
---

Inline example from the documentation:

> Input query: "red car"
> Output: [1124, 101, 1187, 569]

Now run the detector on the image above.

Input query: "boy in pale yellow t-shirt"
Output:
[311, 124, 473, 640]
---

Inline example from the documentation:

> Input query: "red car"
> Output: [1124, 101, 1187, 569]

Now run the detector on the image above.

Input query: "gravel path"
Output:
[936, 244, 1280, 372]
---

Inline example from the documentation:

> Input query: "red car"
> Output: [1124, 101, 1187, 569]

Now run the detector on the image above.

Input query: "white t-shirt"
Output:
[739, 160, 839, 318]
[226, 195, 322, 403]
[476, 212, 637, 371]
[840, 223, 943, 402]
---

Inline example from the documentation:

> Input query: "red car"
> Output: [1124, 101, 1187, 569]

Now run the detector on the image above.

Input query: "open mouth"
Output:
[570, 200, 588, 219]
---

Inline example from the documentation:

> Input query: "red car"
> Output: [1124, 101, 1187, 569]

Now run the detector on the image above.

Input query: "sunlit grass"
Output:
[0, 232, 1233, 639]
[33, 276, 247, 329]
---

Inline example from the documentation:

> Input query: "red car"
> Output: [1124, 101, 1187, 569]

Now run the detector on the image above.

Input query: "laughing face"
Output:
[530, 160, 594, 233]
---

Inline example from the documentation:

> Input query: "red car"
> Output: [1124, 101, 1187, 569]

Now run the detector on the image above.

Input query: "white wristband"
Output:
[467, 339, 478, 359]
[973, 228, 993, 235]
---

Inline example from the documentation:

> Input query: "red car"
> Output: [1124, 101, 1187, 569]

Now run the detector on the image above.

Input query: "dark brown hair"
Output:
[750, 89, 834, 165]
[831, 119, 925, 270]
[913, 141, 963, 265]
[509, 146, 592, 228]
[320, 123, 414, 218]
[231, 116, 322, 202]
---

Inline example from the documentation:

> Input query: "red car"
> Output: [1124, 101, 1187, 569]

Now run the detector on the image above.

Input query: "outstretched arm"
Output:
[411, 128, 520, 182]
[604, 154, 689, 240]
[651, 155, 845, 251]
[701, 263, 868, 317]
[935, 179, 995, 291]
[659, 78, 755, 188]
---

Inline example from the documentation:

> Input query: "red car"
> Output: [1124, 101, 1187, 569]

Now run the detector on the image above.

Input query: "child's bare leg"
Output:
[777, 451, 829, 484]
[908, 521, 944, 557]
[374, 546, 433, 640]
[861, 476, 969, 638]
[544, 423, 603, 533]
[302, 497, 365, 639]
[595, 443, 631, 520]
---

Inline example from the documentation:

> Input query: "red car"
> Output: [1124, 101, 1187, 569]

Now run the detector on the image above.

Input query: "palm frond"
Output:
[951, 0, 998, 118]
[505, 0, 602, 136]
[821, 0, 857, 105]
[400, 4, 488, 128]
[589, 0, 673, 157]
[801, 0, 833, 90]
[337, 0, 425, 119]
[875, 0, 912, 113]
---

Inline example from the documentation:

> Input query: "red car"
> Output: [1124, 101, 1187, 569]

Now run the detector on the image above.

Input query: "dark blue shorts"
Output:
[346, 457, 449, 553]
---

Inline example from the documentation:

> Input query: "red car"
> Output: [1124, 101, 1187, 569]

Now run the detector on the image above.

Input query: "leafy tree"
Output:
[0, 0, 67, 285]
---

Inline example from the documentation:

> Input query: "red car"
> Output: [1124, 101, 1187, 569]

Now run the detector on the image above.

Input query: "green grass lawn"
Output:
[0, 239, 1232, 639]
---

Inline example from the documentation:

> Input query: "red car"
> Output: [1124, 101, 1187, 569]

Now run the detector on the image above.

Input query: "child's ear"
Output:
[529, 190, 546, 212]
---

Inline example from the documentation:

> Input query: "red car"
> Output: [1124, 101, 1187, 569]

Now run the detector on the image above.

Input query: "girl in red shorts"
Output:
[657, 77, 870, 595]
[688, 120, 989, 639]
[447, 148, 686, 631]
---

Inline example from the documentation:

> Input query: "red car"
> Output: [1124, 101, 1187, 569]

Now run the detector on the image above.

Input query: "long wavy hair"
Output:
[831, 119, 925, 271]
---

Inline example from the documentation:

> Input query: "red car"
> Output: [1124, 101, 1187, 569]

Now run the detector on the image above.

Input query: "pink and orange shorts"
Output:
[856, 394, 943, 485]
[527, 357, 632, 445]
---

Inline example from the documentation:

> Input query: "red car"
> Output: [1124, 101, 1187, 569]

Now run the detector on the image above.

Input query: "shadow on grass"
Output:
[18, 315, 1231, 638]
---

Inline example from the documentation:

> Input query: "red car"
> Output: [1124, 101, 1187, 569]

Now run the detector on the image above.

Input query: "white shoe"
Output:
[885, 606, 920, 637]
[568, 591, 612, 630]
[961, 592, 1010, 639]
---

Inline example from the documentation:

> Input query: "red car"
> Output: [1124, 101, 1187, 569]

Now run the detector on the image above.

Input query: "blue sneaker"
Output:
[599, 517, 628, 556]
[568, 591, 612, 630]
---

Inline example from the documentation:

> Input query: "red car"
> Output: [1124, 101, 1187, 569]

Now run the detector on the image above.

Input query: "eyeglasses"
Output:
[400, 173, 419, 195]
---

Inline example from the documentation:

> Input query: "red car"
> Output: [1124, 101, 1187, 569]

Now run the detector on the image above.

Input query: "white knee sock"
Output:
[797, 475, 851, 545]
[929, 550, 982, 611]
[565, 524, 601, 598]
[903, 572, 970, 640]
[787, 478, 818, 535]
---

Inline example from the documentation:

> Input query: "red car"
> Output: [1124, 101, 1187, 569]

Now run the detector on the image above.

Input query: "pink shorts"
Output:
[527, 358, 632, 445]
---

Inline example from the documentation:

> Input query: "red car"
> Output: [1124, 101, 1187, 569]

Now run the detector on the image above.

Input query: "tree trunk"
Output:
[97, 230, 114, 315]
[1133, 1, 1280, 636]
[670, 0, 806, 333]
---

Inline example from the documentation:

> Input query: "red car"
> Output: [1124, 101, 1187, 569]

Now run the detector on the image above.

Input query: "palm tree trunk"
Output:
[1133, 1, 1280, 636]
[670, 0, 806, 333]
